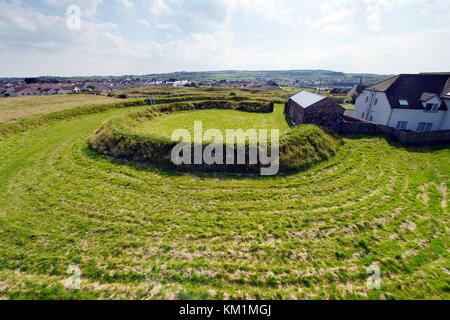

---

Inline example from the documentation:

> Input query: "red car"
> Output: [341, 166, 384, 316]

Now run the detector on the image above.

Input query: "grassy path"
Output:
[0, 104, 449, 300]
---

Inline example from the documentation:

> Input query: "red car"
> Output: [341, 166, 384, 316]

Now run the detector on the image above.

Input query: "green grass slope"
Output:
[0, 95, 448, 300]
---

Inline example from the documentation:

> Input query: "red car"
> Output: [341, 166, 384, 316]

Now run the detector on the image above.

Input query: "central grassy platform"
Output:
[132, 105, 290, 143]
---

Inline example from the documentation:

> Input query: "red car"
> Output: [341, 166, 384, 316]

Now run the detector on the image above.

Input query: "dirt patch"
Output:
[439, 183, 447, 209]
[400, 220, 417, 232]
[417, 184, 429, 205]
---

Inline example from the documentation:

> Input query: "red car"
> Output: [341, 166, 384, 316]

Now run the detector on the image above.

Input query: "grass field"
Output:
[0, 91, 448, 300]
[133, 104, 290, 143]
[0, 94, 121, 123]
[341, 104, 355, 110]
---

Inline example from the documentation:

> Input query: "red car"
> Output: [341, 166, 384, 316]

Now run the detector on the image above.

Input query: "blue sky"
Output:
[0, 0, 450, 76]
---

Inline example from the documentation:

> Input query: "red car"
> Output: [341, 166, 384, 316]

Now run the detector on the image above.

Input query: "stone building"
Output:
[285, 91, 345, 131]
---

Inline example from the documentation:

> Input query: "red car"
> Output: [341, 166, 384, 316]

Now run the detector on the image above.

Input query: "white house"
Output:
[353, 73, 450, 132]
[58, 85, 80, 94]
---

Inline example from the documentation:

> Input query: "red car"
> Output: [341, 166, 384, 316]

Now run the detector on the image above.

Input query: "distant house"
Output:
[59, 85, 80, 94]
[285, 91, 345, 131]
[353, 73, 450, 132]
[330, 88, 349, 95]
[94, 84, 113, 93]
[346, 84, 368, 100]
[16, 87, 41, 96]
[0, 87, 17, 97]
[41, 88, 50, 96]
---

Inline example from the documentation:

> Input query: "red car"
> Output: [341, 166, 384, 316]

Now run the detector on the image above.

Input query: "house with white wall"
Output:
[353, 73, 450, 132]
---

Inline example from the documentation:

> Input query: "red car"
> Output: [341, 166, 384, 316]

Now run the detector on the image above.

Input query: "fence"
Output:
[341, 115, 450, 145]
[377, 125, 450, 145]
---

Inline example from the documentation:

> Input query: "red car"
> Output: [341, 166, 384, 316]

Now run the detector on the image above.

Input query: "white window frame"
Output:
[425, 103, 440, 113]
[396, 121, 408, 130]
[417, 122, 433, 132]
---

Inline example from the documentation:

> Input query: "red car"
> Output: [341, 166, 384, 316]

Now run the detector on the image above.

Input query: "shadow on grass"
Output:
[83, 143, 314, 181]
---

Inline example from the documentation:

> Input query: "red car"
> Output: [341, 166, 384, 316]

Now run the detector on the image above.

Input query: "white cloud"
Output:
[43, 0, 103, 17]
[1, 0, 450, 76]
[156, 22, 180, 33]
[224, 0, 308, 28]
[138, 19, 152, 28]
[145, 0, 172, 16]
[313, 0, 414, 33]
[115, 0, 135, 11]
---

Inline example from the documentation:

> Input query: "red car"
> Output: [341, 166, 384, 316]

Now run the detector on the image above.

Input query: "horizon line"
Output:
[0, 68, 401, 79]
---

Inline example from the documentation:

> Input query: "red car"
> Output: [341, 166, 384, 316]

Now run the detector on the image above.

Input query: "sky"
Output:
[0, 0, 450, 77]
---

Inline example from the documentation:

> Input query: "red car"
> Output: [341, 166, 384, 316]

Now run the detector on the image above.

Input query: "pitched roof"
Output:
[442, 77, 450, 99]
[367, 75, 400, 92]
[346, 84, 369, 98]
[368, 74, 450, 110]
[290, 91, 326, 108]
[420, 92, 437, 102]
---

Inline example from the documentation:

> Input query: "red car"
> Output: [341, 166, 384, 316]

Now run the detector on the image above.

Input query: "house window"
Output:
[396, 121, 408, 130]
[374, 98, 378, 105]
[399, 99, 410, 106]
[362, 113, 365, 119]
[425, 103, 440, 113]
[369, 116, 373, 121]
[365, 96, 369, 103]
[417, 122, 433, 132]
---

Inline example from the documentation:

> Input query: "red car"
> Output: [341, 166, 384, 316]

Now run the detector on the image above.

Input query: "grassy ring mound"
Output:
[89, 99, 341, 173]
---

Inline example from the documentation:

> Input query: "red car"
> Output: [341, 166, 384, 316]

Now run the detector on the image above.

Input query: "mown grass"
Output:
[0, 89, 449, 300]
[133, 104, 290, 143]
[0, 94, 122, 123]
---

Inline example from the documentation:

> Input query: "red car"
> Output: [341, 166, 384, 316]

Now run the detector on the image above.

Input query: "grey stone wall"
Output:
[286, 98, 344, 132]
[303, 98, 345, 132]
[378, 126, 450, 145]
[341, 119, 450, 145]
[340, 121, 381, 134]
[285, 100, 305, 126]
